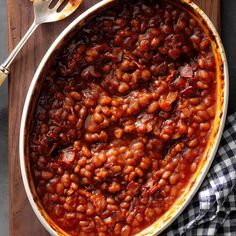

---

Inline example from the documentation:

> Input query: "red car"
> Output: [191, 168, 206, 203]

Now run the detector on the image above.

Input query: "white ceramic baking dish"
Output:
[19, 0, 229, 235]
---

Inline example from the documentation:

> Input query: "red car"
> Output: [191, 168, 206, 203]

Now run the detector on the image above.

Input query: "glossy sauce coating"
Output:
[30, 0, 217, 235]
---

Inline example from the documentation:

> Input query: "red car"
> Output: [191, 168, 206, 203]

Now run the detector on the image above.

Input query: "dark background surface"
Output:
[0, 0, 9, 235]
[0, 1, 235, 235]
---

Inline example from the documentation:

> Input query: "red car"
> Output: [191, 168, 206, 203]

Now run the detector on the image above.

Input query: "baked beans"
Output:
[30, 0, 217, 235]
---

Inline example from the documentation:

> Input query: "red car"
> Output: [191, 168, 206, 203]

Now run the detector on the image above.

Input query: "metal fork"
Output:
[0, 0, 82, 86]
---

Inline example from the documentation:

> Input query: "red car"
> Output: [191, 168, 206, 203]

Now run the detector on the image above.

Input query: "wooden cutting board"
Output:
[7, 0, 220, 235]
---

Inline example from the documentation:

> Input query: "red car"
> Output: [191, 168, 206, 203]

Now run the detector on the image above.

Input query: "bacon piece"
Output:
[179, 64, 193, 78]
[60, 148, 75, 164]
[180, 86, 195, 97]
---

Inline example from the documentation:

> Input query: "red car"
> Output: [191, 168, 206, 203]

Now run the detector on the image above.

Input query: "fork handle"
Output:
[0, 21, 39, 86]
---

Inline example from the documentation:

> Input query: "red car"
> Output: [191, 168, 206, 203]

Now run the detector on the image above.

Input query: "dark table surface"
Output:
[0, 1, 236, 235]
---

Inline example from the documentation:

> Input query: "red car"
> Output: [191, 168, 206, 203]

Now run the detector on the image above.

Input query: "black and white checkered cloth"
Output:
[162, 113, 236, 236]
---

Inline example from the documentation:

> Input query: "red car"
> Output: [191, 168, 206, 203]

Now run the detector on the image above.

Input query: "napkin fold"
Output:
[162, 113, 236, 236]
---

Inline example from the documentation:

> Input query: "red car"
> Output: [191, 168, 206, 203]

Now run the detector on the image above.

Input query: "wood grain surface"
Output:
[7, 0, 220, 235]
